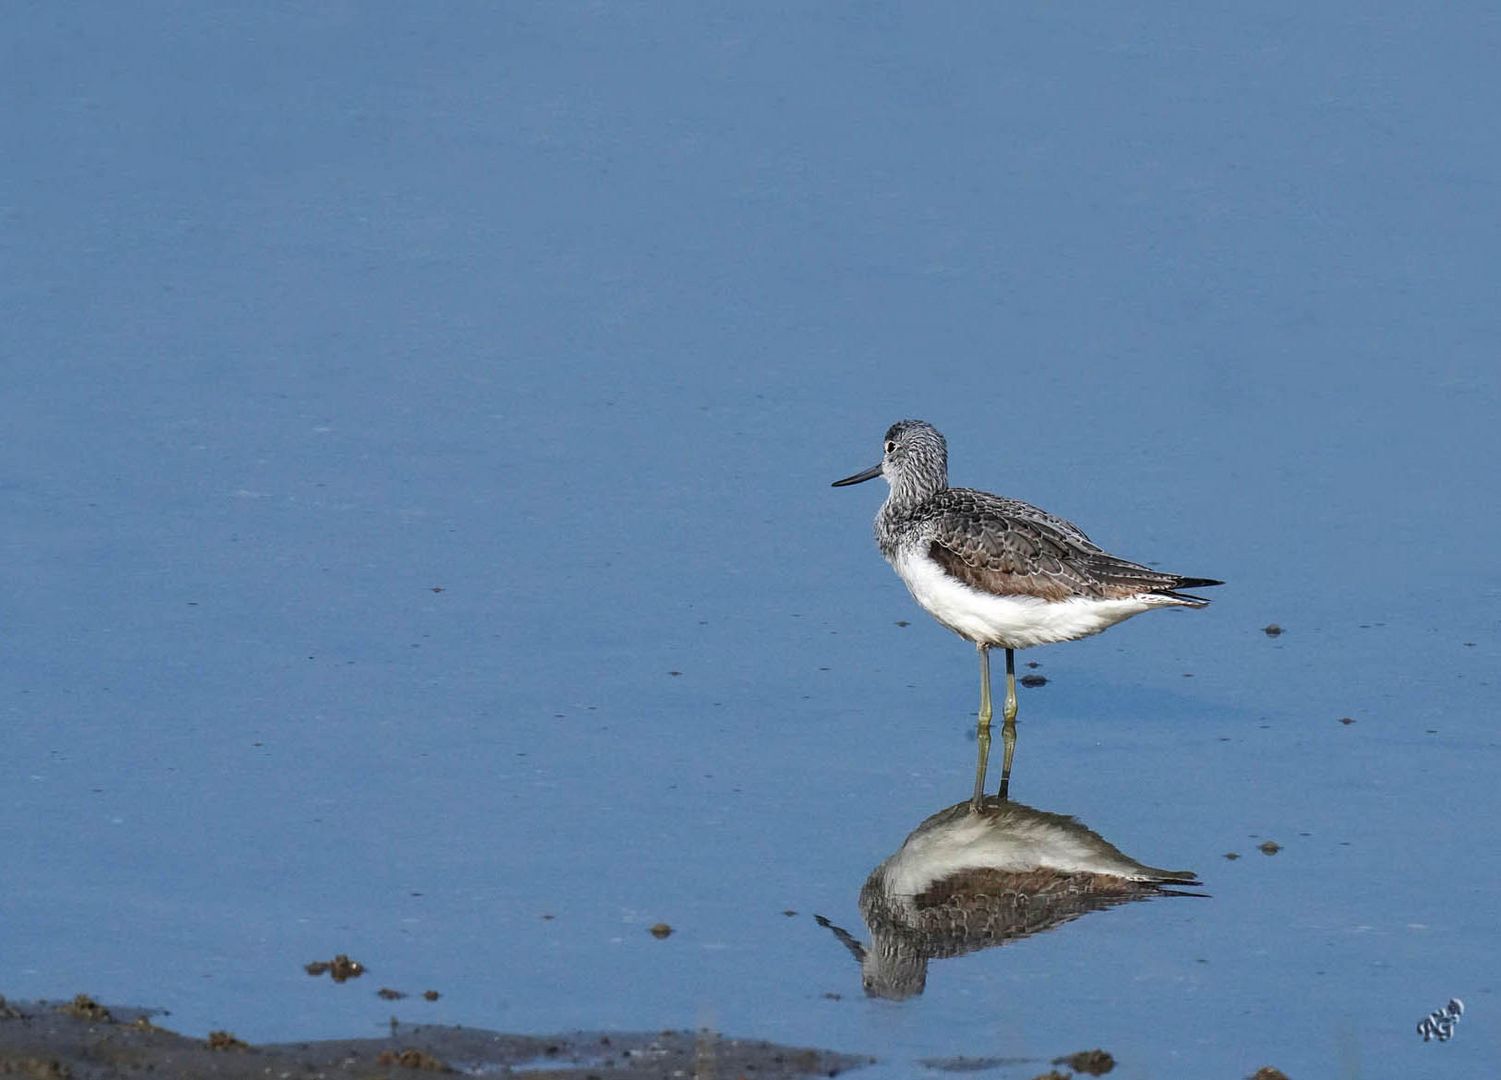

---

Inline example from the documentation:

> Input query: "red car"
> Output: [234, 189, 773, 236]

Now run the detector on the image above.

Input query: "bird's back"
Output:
[885, 486, 1218, 605]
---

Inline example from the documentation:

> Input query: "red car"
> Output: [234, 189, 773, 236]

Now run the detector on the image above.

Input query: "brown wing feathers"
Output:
[926, 506, 1221, 602]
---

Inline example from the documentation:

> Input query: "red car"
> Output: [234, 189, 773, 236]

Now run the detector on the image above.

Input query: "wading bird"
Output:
[833, 420, 1221, 807]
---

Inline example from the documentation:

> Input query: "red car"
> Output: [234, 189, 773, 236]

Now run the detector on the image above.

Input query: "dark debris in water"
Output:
[648, 922, 673, 939]
[1262, 624, 1283, 637]
[1053, 1048, 1115, 1074]
[1339, 716, 1356, 725]
[1249, 1069, 1290, 1080]
[1019, 674, 1048, 688]
[0, 994, 868, 1080]
[1258, 841, 1282, 855]
[919, 1055, 1035, 1072]
[1224, 852, 1241, 860]
[378, 987, 407, 1000]
[305, 954, 365, 982]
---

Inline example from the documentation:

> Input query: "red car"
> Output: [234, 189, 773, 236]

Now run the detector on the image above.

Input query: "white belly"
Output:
[891, 547, 1161, 648]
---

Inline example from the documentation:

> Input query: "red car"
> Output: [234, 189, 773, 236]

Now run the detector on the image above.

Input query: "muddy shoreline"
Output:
[0, 994, 871, 1079]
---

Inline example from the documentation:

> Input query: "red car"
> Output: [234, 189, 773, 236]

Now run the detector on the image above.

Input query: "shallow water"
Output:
[4, 4, 1499, 1077]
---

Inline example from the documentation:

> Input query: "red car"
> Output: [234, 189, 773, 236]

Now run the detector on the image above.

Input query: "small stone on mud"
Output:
[1262, 624, 1283, 637]
[206, 1030, 249, 1051]
[1250, 1069, 1290, 1080]
[58, 996, 111, 1023]
[377, 1048, 451, 1071]
[1019, 674, 1048, 688]
[649, 923, 673, 939]
[0, 1058, 68, 1079]
[1258, 840, 1282, 855]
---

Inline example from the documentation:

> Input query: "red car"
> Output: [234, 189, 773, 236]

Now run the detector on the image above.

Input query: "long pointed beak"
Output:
[831, 462, 882, 487]
[814, 914, 867, 962]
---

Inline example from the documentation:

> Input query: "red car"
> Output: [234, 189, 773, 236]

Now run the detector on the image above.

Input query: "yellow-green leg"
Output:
[970, 643, 993, 811]
[997, 648, 1018, 802]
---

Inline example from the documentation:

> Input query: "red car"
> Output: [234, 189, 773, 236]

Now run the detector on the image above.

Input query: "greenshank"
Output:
[833, 420, 1221, 807]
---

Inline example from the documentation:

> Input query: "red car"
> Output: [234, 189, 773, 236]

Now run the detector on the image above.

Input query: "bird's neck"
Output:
[876, 473, 947, 556]
[883, 470, 947, 514]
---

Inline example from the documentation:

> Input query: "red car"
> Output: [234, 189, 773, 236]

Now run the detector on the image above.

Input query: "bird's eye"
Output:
[884, 440, 896, 454]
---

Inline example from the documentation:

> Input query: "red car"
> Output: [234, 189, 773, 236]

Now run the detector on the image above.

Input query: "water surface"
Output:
[4, 4, 1499, 1077]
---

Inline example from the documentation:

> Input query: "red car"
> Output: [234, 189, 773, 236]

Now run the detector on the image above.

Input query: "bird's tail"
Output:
[1157, 576, 1223, 606]
[1172, 577, 1225, 590]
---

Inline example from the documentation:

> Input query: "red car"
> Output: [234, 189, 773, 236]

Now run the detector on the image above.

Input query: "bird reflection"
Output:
[817, 796, 1201, 1000]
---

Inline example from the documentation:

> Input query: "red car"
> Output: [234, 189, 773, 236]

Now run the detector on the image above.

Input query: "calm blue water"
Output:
[4, 4, 1499, 1077]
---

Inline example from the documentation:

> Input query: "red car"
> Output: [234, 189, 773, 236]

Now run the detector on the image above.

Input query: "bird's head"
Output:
[832, 419, 949, 501]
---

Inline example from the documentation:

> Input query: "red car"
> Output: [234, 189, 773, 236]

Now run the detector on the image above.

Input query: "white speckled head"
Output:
[832, 419, 949, 505]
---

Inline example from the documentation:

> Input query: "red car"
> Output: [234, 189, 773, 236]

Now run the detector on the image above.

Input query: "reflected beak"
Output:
[831, 462, 883, 487]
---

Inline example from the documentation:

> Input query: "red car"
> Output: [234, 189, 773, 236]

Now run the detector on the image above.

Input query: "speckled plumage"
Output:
[835, 419, 1221, 649]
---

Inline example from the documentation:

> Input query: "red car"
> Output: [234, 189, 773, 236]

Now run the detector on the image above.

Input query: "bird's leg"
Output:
[998, 648, 1018, 801]
[970, 643, 993, 811]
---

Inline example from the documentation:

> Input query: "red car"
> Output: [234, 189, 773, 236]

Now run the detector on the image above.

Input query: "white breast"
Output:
[891, 547, 1161, 648]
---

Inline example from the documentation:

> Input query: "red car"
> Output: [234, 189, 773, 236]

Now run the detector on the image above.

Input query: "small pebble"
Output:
[1262, 624, 1283, 637]
[649, 923, 673, 939]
